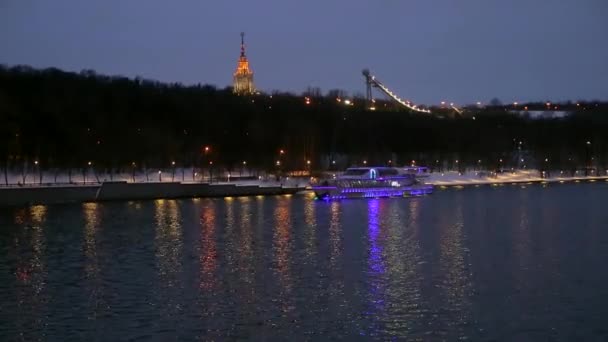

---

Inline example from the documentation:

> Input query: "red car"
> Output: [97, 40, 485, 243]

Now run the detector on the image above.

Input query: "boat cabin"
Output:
[340, 167, 401, 180]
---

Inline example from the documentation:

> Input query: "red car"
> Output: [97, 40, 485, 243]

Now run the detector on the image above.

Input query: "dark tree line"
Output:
[1, 65, 607, 176]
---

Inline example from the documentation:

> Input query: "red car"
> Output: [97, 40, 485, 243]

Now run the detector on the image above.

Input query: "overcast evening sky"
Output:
[1, 0, 607, 105]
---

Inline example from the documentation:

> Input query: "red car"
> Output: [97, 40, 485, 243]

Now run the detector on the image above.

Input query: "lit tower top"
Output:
[233, 32, 255, 95]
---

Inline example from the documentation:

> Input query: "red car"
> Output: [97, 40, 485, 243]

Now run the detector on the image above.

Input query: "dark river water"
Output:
[1, 182, 607, 341]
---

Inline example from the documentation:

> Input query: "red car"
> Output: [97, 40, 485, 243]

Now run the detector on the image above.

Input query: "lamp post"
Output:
[84, 161, 92, 184]
[278, 149, 285, 171]
[34, 160, 41, 185]
[203, 146, 211, 181]
[497, 159, 503, 177]
[585, 141, 592, 176]
[171, 161, 176, 182]
[131, 162, 136, 183]
[209, 161, 213, 183]
[275, 160, 281, 181]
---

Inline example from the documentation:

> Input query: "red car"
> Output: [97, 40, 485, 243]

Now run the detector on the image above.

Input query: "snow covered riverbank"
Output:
[425, 170, 608, 186]
[1, 168, 607, 190]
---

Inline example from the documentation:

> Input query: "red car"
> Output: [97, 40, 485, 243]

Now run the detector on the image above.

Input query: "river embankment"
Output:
[425, 170, 608, 187]
[0, 181, 305, 207]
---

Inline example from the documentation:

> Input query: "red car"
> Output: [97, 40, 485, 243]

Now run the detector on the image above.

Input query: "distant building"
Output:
[233, 32, 255, 95]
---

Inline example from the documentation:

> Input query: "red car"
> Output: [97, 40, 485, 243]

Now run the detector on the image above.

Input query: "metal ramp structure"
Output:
[362, 69, 431, 113]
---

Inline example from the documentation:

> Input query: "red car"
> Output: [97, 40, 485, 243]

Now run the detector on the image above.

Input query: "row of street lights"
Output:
[20, 139, 599, 184]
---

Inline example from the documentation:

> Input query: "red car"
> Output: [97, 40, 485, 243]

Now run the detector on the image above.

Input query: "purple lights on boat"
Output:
[314, 185, 433, 201]
[311, 166, 433, 201]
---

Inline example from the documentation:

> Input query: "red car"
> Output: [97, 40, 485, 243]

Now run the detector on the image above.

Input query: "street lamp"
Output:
[84, 161, 92, 184]
[208, 161, 213, 183]
[241, 161, 247, 177]
[171, 161, 176, 181]
[585, 141, 592, 175]
[34, 161, 41, 184]
[131, 162, 136, 182]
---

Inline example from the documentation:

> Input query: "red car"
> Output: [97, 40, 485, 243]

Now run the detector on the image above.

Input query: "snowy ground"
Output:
[1, 168, 607, 188]
[425, 170, 608, 186]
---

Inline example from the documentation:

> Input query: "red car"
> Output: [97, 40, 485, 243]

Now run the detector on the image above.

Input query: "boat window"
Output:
[343, 169, 369, 176]
[378, 169, 399, 176]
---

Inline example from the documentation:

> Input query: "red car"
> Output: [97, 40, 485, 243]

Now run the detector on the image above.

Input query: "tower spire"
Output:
[240, 32, 245, 57]
[233, 32, 255, 95]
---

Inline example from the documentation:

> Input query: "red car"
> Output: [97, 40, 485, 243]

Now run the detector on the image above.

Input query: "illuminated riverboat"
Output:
[312, 167, 433, 200]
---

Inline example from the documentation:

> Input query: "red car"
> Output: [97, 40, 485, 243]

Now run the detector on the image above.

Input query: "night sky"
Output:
[1, 0, 606, 104]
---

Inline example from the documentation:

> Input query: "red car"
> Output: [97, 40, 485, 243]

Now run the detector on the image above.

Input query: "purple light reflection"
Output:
[368, 199, 384, 275]
[367, 198, 386, 326]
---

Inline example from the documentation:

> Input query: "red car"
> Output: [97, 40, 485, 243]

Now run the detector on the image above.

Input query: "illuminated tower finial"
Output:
[240, 32, 245, 57]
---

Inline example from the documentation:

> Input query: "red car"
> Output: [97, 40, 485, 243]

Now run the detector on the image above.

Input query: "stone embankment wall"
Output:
[0, 182, 304, 207]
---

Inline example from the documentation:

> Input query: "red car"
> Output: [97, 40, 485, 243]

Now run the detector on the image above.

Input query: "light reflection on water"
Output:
[83, 202, 103, 322]
[199, 201, 217, 292]
[365, 199, 385, 336]
[437, 199, 471, 338]
[153, 199, 183, 324]
[328, 201, 341, 268]
[273, 196, 293, 314]
[237, 197, 254, 283]
[303, 195, 316, 260]
[1, 183, 608, 340]
[11, 205, 49, 340]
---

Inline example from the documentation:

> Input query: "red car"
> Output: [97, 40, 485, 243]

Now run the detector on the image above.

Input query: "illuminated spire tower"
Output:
[233, 32, 255, 95]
